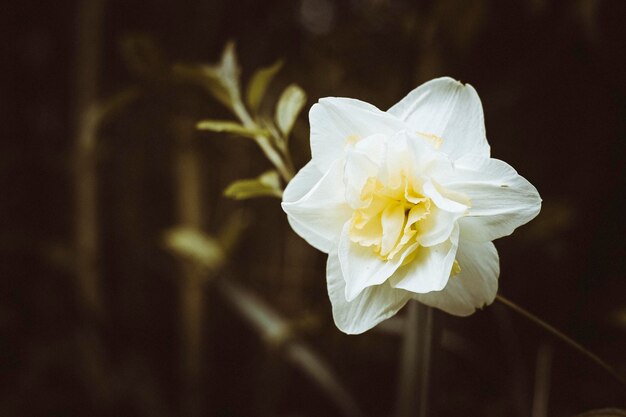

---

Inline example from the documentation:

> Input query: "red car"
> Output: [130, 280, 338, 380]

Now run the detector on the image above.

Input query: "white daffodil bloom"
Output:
[281, 77, 541, 334]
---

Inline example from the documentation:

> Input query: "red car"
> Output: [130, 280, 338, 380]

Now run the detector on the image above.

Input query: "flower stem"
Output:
[496, 295, 626, 387]
[174, 117, 206, 417]
[531, 343, 553, 417]
[396, 301, 434, 417]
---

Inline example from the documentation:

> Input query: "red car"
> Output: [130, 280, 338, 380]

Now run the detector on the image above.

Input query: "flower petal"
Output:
[339, 223, 419, 301]
[327, 250, 411, 334]
[416, 207, 458, 247]
[422, 180, 468, 213]
[310, 97, 407, 172]
[388, 224, 459, 293]
[282, 160, 322, 202]
[442, 155, 542, 242]
[282, 160, 352, 253]
[380, 202, 405, 257]
[413, 240, 499, 316]
[343, 136, 386, 208]
[387, 77, 490, 161]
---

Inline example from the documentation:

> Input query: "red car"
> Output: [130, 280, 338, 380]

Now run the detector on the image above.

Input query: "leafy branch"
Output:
[163, 214, 365, 417]
[174, 42, 306, 197]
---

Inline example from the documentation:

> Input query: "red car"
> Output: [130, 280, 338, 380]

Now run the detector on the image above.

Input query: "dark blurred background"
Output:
[3, 0, 626, 416]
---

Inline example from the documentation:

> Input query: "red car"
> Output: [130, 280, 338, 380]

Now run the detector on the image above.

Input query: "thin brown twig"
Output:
[496, 295, 626, 388]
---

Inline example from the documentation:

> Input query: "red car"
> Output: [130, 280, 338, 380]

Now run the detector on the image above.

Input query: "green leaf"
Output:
[217, 209, 252, 254]
[172, 41, 242, 110]
[246, 60, 284, 112]
[163, 227, 225, 269]
[224, 170, 283, 200]
[275, 84, 306, 136]
[216, 41, 241, 100]
[196, 120, 267, 139]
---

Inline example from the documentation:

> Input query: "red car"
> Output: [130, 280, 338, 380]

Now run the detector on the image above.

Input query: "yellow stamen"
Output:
[345, 134, 360, 145]
[415, 131, 443, 149]
[451, 259, 461, 276]
[349, 174, 431, 261]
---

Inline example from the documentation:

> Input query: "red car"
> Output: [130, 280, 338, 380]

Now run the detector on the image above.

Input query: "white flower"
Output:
[281, 77, 541, 334]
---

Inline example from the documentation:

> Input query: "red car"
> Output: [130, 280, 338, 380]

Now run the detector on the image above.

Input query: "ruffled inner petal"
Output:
[380, 202, 406, 257]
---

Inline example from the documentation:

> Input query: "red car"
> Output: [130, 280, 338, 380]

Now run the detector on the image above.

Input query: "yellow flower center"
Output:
[348, 174, 431, 261]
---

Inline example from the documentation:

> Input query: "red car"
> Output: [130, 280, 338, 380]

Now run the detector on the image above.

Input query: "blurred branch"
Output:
[217, 279, 365, 417]
[164, 225, 365, 417]
[217, 279, 289, 347]
[74, 5, 141, 317]
[68, 4, 147, 408]
[72, 0, 109, 406]
[74, 0, 105, 322]
[73, 85, 140, 317]
[287, 343, 363, 417]
[496, 295, 626, 388]
[68, 1, 153, 412]
[95, 88, 142, 123]
[173, 116, 206, 417]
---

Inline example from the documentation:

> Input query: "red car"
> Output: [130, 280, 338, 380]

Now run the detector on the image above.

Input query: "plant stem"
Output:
[531, 344, 553, 417]
[164, 222, 365, 417]
[216, 278, 365, 417]
[73, 0, 109, 404]
[74, 0, 104, 321]
[174, 117, 206, 417]
[255, 134, 294, 182]
[396, 301, 434, 417]
[496, 295, 626, 387]
[232, 98, 294, 182]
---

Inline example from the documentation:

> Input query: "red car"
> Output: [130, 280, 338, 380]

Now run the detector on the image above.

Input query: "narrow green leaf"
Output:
[216, 41, 242, 102]
[246, 60, 284, 112]
[224, 170, 283, 200]
[196, 120, 267, 139]
[163, 227, 225, 270]
[275, 84, 306, 136]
